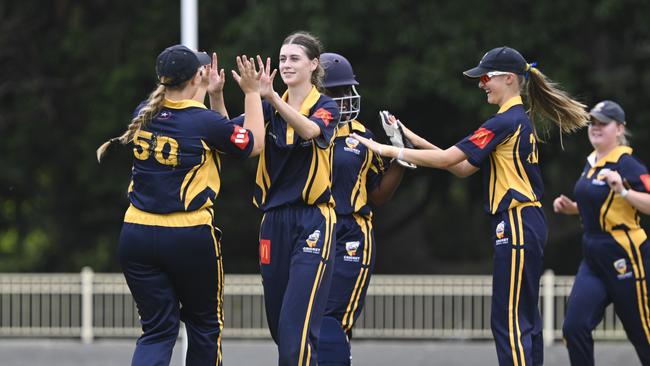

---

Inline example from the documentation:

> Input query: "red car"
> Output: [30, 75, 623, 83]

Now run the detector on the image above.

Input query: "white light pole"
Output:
[181, 0, 198, 49]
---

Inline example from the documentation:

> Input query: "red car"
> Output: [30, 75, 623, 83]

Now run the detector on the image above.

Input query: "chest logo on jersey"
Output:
[614, 258, 633, 280]
[303, 230, 322, 254]
[495, 221, 509, 245]
[344, 137, 361, 155]
[158, 111, 172, 119]
[469, 127, 495, 149]
[344, 241, 361, 262]
[313, 108, 334, 126]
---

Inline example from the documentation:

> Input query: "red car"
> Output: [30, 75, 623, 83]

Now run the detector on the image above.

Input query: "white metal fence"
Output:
[0, 268, 627, 343]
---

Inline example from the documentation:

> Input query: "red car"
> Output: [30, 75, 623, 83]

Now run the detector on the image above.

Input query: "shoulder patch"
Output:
[641, 174, 650, 192]
[313, 108, 333, 126]
[230, 127, 250, 150]
[469, 127, 495, 149]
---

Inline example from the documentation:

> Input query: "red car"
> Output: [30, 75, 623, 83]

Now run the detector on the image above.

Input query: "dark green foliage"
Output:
[1, 0, 649, 273]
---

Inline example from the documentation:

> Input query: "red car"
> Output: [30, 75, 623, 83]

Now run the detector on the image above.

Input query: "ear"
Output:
[310, 58, 318, 72]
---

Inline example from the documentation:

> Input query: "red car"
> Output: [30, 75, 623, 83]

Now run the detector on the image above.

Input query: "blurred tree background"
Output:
[1, 0, 649, 274]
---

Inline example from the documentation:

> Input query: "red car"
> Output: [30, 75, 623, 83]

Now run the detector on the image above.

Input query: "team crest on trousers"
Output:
[614, 258, 632, 280]
[303, 230, 321, 254]
[495, 221, 509, 245]
[344, 241, 361, 262]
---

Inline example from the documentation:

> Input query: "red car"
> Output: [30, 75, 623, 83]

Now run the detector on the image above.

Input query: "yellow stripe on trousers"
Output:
[342, 215, 372, 332]
[208, 223, 224, 366]
[633, 243, 650, 344]
[298, 205, 335, 366]
[623, 235, 650, 345]
[507, 208, 526, 366]
[514, 207, 526, 365]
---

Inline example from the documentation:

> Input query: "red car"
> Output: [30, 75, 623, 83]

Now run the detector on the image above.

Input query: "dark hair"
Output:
[282, 31, 325, 90]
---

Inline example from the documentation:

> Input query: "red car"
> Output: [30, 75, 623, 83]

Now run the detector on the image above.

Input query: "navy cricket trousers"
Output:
[563, 232, 650, 366]
[119, 212, 224, 366]
[259, 204, 335, 366]
[491, 204, 547, 366]
[318, 214, 376, 366]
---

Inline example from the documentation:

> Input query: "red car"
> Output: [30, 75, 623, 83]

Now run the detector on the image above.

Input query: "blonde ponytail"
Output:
[96, 84, 167, 162]
[524, 67, 589, 136]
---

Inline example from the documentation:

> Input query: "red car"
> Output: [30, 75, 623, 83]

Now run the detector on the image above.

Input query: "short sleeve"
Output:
[201, 112, 254, 159]
[367, 153, 389, 193]
[310, 98, 340, 149]
[455, 116, 516, 167]
[618, 155, 650, 193]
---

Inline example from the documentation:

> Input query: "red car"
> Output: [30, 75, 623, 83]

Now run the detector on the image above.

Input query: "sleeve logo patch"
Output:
[313, 108, 333, 126]
[230, 127, 250, 150]
[640, 174, 650, 192]
[469, 127, 495, 149]
[259, 239, 271, 264]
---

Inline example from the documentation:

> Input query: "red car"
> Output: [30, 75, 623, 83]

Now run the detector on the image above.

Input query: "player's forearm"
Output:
[447, 160, 479, 178]
[209, 91, 229, 119]
[369, 162, 405, 206]
[623, 189, 650, 215]
[242, 92, 264, 156]
[268, 93, 321, 140]
[382, 145, 465, 169]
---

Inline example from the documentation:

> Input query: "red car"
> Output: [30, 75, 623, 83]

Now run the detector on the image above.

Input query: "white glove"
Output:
[379, 110, 416, 169]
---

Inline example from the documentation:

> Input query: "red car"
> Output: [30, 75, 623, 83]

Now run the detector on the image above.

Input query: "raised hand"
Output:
[257, 55, 277, 99]
[232, 55, 261, 94]
[207, 52, 225, 94]
[350, 133, 390, 156]
[601, 170, 624, 193]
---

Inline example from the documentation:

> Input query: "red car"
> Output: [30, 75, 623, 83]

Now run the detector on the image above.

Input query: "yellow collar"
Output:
[587, 146, 633, 168]
[335, 120, 366, 138]
[497, 96, 523, 114]
[163, 98, 207, 110]
[281, 86, 321, 116]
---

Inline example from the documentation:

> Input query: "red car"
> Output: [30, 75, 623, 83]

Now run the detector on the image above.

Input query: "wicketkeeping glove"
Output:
[379, 110, 416, 169]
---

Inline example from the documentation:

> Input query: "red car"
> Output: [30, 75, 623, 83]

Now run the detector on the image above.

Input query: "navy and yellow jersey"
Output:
[574, 146, 650, 243]
[331, 120, 387, 217]
[251, 86, 339, 211]
[455, 96, 543, 214]
[125, 98, 254, 223]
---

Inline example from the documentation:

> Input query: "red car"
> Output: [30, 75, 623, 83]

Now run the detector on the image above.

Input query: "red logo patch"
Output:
[640, 174, 650, 193]
[230, 127, 250, 150]
[260, 239, 271, 264]
[313, 108, 333, 126]
[469, 127, 495, 149]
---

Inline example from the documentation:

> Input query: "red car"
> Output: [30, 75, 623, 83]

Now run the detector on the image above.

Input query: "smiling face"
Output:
[478, 72, 519, 106]
[588, 116, 623, 152]
[279, 44, 317, 87]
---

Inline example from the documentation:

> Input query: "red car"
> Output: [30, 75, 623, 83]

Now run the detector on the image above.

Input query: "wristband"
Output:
[620, 188, 630, 198]
[397, 148, 404, 161]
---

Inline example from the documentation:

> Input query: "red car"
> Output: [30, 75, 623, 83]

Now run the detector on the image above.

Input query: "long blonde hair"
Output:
[96, 83, 167, 162]
[522, 66, 589, 141]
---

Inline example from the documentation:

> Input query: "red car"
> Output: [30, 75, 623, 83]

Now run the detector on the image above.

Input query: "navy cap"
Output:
[321, 52, 359, 88]
[463, 46, 528, 78]
[589, 100, 626, 125]
[156, 45, 211, 86]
